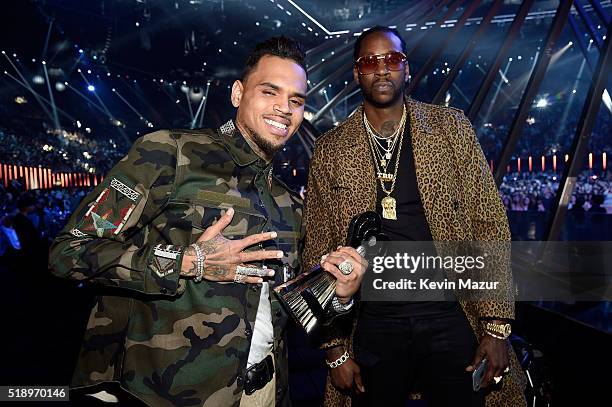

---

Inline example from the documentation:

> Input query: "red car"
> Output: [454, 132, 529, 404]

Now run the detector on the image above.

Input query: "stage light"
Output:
[76, 120, 81, 128]
[55, 82, 66, 91]
[79, 49, 84, 54]
[135, 22, 140, 27]
[518, 55, 522, 60]
[536, 98, 548, 108]
[32, 75, 44, 85]
[14, 96, 27, 104]
[87, 85, 95, 92]
[87, 69, 91, 74]
[572, 89, 577, 94]
[568, 41, 573, 46]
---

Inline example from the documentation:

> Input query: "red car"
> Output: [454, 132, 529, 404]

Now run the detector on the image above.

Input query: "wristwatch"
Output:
[484, 321, 512, 339]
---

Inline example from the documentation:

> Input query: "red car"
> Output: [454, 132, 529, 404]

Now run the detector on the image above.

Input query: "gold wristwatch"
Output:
[484, 321, 512, 339]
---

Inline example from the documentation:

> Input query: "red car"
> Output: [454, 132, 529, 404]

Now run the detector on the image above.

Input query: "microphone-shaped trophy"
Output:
[274, 211, 385, 334]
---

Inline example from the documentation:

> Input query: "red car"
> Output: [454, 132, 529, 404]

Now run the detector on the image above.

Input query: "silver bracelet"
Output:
[332, 296, 354, 313]
[192, 244, 205, 283]
[325, 350, 349, 369]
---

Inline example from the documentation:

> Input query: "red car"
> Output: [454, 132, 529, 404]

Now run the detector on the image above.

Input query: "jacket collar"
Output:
[217, 120, 270, 171]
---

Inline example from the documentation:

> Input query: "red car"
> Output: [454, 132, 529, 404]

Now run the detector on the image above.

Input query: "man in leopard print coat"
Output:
[302, 26, 526, 407]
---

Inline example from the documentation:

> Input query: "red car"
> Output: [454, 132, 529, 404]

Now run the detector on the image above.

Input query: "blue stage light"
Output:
[87, 85, 95, 92]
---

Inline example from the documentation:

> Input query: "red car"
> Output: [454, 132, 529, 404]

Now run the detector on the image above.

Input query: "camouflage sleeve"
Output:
[48, 130, 183, 296]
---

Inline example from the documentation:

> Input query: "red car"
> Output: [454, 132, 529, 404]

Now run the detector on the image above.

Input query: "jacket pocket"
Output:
[163, 198, 267, 245]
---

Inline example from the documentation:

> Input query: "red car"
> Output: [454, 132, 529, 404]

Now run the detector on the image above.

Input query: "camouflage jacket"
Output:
[49, 122, 303, 407]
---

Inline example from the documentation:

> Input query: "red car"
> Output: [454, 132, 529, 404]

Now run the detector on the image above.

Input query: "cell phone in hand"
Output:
[472, 358, 488, 391]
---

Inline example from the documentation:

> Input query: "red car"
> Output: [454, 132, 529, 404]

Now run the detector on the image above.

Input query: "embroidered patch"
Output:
[70, 228, 86, 237]
[153, 244, 181, 260]
[110, 178, 141, 202]
[78, 177, 142, 238]
[151, 244, 181, 277]
[219, 119, 236, 136]
[91, 212, 119, 237]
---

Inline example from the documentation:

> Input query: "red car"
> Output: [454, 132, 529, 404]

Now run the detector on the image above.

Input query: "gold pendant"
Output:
[381, 196, 397, 220]
[380, 159, 387, 167]
[377, 172, 394, 181]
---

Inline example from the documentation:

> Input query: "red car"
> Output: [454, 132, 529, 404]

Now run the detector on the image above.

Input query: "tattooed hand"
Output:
[180, 208, 282, 284]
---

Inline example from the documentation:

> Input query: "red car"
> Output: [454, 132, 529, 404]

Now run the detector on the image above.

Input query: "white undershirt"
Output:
[246, 282, 274, 367]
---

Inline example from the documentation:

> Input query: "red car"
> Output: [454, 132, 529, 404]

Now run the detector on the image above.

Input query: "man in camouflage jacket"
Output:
[49, 37, 367, 406]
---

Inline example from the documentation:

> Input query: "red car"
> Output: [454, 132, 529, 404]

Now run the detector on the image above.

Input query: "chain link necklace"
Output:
[363, 104, 407, 220]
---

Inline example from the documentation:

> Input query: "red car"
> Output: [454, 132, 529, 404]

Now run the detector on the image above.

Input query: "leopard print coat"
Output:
[301, 97, 527, 407]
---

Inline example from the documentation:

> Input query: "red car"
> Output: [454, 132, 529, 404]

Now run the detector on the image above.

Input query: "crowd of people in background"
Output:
[0, 123, 127, 174]
[0, 179, 87, 263]
[499, 171, 611, 214]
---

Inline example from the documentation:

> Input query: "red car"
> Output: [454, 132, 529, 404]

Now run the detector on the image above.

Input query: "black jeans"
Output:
[352, 303, 485, 407]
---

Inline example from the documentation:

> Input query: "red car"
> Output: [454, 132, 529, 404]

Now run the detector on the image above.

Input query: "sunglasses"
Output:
[355, 51, 407, 75]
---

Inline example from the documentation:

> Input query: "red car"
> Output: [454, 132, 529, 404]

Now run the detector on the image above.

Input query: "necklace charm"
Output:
[380, 159, 387, 167]
[385, 152, 392, 160]
[381, 196, 397, 220]
[377, 172, 394, 181]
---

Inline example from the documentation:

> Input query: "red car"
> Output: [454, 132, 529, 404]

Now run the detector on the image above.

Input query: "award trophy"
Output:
[274, 211, 385, 333]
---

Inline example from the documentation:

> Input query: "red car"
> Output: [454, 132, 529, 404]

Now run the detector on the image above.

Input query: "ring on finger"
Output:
[233, 273, 248, 284]
[338, 260, 354, 275]
[236, 265, 269, 277]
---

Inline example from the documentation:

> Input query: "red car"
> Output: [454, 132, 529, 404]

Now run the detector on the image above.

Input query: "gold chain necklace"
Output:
[363, 106, 406, 168]
[363, 105, 407, 220]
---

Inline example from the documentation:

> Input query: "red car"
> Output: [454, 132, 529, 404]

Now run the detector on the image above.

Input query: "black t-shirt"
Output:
[361, 122, 456, 319]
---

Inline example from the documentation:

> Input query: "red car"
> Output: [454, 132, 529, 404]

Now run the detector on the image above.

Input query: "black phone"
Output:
[472, 358, 488, 391]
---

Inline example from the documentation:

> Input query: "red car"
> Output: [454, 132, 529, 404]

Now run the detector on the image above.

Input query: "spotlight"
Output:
[14, 96, 27, 104]
[535, 98, 548, 108]
[87, 85, 95, 92]
[55, 82, 66, 92]
[32, 75, 44, 85]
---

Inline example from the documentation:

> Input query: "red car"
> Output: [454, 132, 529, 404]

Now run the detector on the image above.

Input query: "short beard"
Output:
[244, 124, 284, 158]
[362, 81, 405, 108]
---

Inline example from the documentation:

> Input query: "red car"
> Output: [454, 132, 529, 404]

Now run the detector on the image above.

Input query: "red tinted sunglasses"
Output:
[355, 51, 407, 75]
